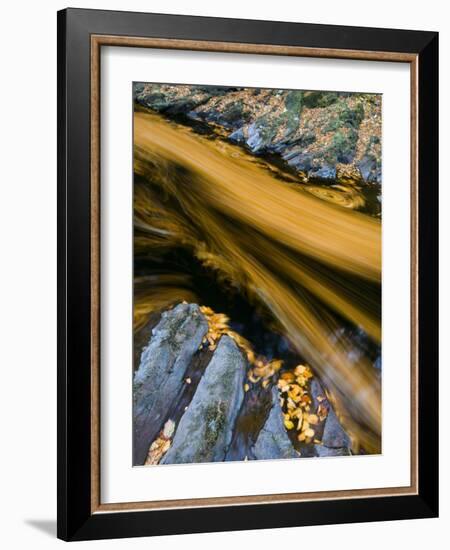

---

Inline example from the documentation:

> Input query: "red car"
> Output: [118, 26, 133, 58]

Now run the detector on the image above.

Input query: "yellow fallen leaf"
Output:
[294, 365, 307, 376]
[280, 372, 295, 383]
[300, 395, 312, 406]
[304, 428, 315, 438]
[284, 419, 295, 430]
[308, 414, 319, 425]
[303, 367, 313, 379]
[244, 383, 250, 392]
[288, 391, 301, 403]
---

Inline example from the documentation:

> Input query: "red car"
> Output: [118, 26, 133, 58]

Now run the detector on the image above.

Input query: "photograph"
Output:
[132, 83, 382, 467]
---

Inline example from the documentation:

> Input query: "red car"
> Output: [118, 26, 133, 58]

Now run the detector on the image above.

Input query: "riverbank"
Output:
[134, 83, 382, 188]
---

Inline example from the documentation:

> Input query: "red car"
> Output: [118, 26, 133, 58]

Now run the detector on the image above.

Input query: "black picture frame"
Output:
[57, 7, 438, 541]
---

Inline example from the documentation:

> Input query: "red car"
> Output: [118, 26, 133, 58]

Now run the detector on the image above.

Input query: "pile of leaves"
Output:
[145, 419, 175, 465]
[278, 365, 328, 444]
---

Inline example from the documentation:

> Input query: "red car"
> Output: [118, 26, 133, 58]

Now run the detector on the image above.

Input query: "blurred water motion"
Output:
[133, 111, 382, 454]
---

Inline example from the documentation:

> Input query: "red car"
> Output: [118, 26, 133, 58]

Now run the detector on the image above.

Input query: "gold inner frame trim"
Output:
[90, 34, 419, 514]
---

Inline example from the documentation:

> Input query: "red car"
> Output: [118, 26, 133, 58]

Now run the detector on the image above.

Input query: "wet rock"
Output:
[133, 303, 208, 465]
[321, 407, 351, 449]
[309, 378, 352, 456]
[162, 335, 246, 464]
[285, 152, 314, 172]
[133, 82, 146, 97]
[252, 387, 299, 460]
[357, 154, 381, 184]
[245, 122, 273, 153]
[309, 164, 337, 181]
[310, 378, 326, 407]
[314, 445, 350, 457]
[229, 127, 245, 144]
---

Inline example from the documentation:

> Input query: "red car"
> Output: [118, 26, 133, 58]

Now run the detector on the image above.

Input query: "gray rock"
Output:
[162, 335, 245, 464]
[133, 82, 146, 98]
[310, 378, 325, 406]
[309, 164, 337, 180]
[314, 445, 350, 457]
[252, 387, 299, 460]
[285, 152, 314, 172]
[282, 147, 303, 162]
[246, 122, 264, 152]
[309, 378, 351, 453]
[229, 127, 245, 143]
[133, 303, 208, 465]
[321, 407, 351, 449]
[357, 155, 381, 184]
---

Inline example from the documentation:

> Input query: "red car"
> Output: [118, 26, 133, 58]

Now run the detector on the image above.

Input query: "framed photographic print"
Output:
[57, 8, 438, 541]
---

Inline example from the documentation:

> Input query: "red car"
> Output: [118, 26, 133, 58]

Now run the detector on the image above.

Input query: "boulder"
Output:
[314, 445, 350, 457]
[309, 378, 352, 455]
[133, 303, 208, 465]
[357, 154, 381, 184]
[162, 335, 246, 464]
[321, 407, 351, 449]
[309, 164, 337, 181]
[252, 387, 299, 460]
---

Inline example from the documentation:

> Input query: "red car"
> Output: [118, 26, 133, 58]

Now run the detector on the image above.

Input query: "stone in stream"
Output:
[310, 378, 352, 456]
[162, 335, 245, 464]
[133, 302, 208, 465]
[321, 407, 351, 449]
[314, 445, 350, 457]
[251, 387, 299, 461]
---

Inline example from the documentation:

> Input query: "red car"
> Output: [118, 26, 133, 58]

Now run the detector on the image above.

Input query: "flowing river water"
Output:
[133, 110, 382, 454]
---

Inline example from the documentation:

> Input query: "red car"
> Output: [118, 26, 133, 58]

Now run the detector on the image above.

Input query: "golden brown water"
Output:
[133, 111, 382, 454]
